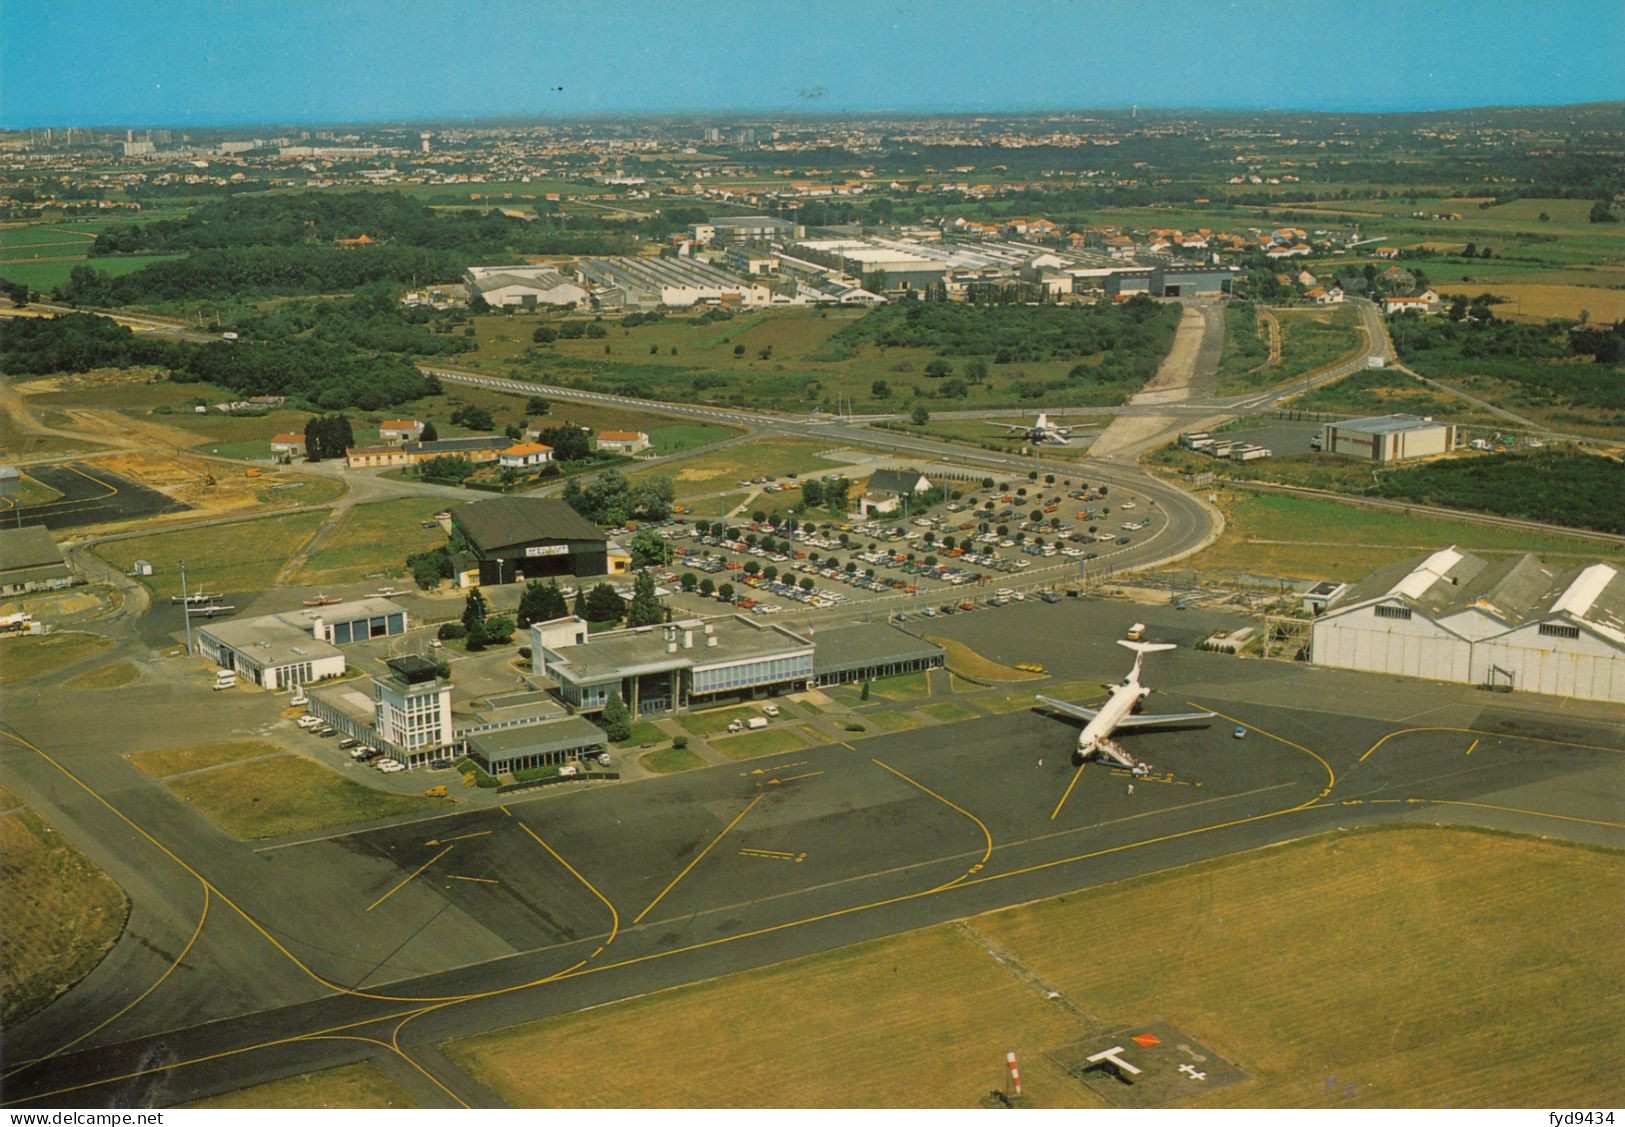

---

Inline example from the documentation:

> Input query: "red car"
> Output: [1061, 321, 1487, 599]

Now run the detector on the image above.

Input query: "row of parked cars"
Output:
[295, 713, 405, 772]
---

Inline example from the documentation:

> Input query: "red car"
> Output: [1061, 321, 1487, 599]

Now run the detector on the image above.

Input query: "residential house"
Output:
[378, 420, 422, 443]
[1373, 247, 1400, 259]
[270, 433, 306, 457]
[596, 430, 651, 454]
[499, 442, 554, 470]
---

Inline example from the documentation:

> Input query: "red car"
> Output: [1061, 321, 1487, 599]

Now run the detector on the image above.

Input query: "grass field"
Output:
[0, 805, 128, 1025]
[919, 701, 978, 723]
[129, 738, 282, 778]
[0, 632, 116, 685]
[1288, 369, 1492, 421]
[710, 727, 806, 760]
[879, 415, 1109, 461]
[293, 498, 447, 587]
[615, 720, 667, 748]
[93, 510, 327, 599]
[186, 1061, 416, 1109]
[638, 440, 846, 496]
[444, 827, 1623, 1108]
[0, 253, 184, 293]
[860, 670, 930, 701]
[64, 660, 140, 690]
[676, 705, 761, 737]
[1217, 305, 1364, 395]
[1179, 490, 1612, 581]
[1484, 284, 1625, 324]
[161, 754, 439, 840]
[928, 637, 1045, 683]
[639, 746, 707, 774]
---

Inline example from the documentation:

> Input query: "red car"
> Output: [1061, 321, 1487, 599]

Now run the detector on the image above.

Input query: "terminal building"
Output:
[1311, 547, 1625, 703]
[533, 615, 946, 716]
[536, 616, 816, 717]
[448, 497, 623, 585]
[1320, 414, 1459, 463]
[307, 654, 455, 768]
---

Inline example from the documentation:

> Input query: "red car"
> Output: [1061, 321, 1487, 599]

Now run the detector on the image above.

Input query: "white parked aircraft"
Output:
[985, 412, 1092, 446]
[1037, 640, 1214, 768]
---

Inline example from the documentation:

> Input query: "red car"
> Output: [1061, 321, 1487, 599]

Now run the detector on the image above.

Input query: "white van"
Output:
[213, 670, 237, 690]
[747, 717, 769, 731]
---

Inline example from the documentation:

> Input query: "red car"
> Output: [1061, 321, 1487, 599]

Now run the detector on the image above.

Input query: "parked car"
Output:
[1233, 726, 1248, 740]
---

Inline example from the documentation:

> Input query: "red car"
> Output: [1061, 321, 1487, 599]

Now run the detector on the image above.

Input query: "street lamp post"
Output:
[179, 558, 195, 656]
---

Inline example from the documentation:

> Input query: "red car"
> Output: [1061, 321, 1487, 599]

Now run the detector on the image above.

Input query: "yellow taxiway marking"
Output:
[1465, 739, 1479, 757]
[1359, 724, 1624, 764]
[1429, 798, 1624, 830]
[739, 847, 807, 863]
[425, 830, 491, 846]
[367, 846, 452, 912]
[872, 758, 992, 890]
[499, 805, 513, 817]
[838, 741, 857, 751]
[446, 875, 499, 885]
[633, 793, 764, 925]
[1051, 761, 1087, 822]
[759, 770, 823, 787]
[740, 760, 808, 776]
[1191, 700, 1337, 800]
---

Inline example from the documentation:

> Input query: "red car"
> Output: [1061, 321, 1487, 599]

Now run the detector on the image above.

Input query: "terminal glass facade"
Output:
[691, 652, 813, 696]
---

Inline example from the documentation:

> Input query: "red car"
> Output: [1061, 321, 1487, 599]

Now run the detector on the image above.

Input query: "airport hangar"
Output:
[449, 496, 629, 586]
[1320, 413, 1460, 463]
[1311, 547, 1625, 703]
[534, 616, 945, 717]
[0, 525, 74, 596]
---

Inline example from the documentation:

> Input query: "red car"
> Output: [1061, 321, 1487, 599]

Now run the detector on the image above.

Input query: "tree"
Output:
[584, 582, 625, 625]
[481, 615, 514, 644]
[923, 360, 952, 378]
[800, 478, 824, 508]
[871, 379, 892, 399]
[965, 358, 989, 384]
[680, 572, 697, 592]
[1448, 295, 1469, 322]
[461, 588, 489, 632]
[419, 420, 439, 442]
[911, 406, 930, 426]
[630, 528, 671, 568]
[516, 579, 568, 628]
[418, 454, 474, 482]
[302, 414, 355, 462]
[1462, 242, 1477, 259]
[718, 582, 735, 603]
[572, 587, 588, 618]
[532, 325, 557, 344]
[598, 690, 632, 743]
[698, 577, 715, 598]
[526, 395, 552, 416]
[626, 570, 663, 627]
[450, 404, 494, 431]
[1589, 201, 1616, 224]
[733, 344, 746, 357]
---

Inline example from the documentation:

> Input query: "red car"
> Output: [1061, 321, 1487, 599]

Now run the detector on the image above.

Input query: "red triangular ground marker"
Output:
[1131, 1033, 1161, 1047]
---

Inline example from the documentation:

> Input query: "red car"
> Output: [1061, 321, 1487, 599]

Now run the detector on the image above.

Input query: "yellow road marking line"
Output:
[447, 875, 499, 885]
[1427, 798, 1624, 830]
[1191, 700, 1337, 799]
[366, 846, 452, 912]
[739, 847, 798, 859]
[1359, 724, 1624, 764]
[761, 770, 823, 786]
[499, 805, 512, 817]
[1465, 739, 1479, 757]
[634, 793, 763, 925]
[426, 830, 491, 846]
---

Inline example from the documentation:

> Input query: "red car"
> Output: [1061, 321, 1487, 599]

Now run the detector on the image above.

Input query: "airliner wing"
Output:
[1113, 709, 1215, 729]
[985, 421, 1031, 433]
[1035, 695, 1099, 722]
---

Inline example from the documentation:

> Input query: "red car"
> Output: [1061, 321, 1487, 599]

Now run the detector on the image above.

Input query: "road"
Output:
[3, 597, 1619, 1108]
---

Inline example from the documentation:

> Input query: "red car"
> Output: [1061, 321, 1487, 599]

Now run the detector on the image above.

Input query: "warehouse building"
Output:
[535, 616, 816, 717]
[198, 597, 410, 690]
[0, 526, 74, 596]
[811, 622, 946, 686]
[1311, 547, 1625, 703]
[1151, 264, 1240, 296]
[464, 264, 589, 308]
[1320, 414, 1459, 463]
[691, 215, 804, 245]
[788, 239, 948, 292]
[576, 256, 774, 308]
[449, 496, 616, 584]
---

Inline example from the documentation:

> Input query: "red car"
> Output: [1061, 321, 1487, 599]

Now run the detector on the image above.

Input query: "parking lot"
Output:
[651, 473, 1169, 619]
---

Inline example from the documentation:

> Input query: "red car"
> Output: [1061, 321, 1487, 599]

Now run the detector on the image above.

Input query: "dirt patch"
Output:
[83, 451, 324, 522]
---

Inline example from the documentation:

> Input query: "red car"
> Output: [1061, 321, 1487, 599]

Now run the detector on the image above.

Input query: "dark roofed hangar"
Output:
[449, 497, 609, 584]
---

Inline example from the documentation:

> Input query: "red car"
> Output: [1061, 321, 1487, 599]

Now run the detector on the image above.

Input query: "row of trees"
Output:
[561, 469, 675, 525]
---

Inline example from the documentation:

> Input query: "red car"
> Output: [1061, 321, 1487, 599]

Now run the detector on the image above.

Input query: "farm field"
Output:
[159, 754, 439, 840]
[0, 801, 128, 1026]
[446, 828, 1623, 1108]
[1176, 490, 1613, 581]
[1, 253, 185, 293]
[1483, 284, 1625, 323]
[1287, 369, 1500, 423]
[292, 498, 448, 587]
[93, 510, 327, 599]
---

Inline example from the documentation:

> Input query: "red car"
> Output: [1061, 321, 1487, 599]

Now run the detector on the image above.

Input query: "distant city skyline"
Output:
[3, 0, 1622, 129]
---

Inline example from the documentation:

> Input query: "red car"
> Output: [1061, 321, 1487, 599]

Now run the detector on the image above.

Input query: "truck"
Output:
[1126, 623, 1146, 641]
[221, 331, 239, 342]
[212, 670, 237, 690]
[747, 717, 769, 731]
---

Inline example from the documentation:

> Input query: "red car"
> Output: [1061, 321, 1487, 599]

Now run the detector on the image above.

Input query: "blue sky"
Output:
[2, 0, 1622, 127]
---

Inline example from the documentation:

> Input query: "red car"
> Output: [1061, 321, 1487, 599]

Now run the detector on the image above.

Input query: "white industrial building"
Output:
[1320, 414, 1460, 463]
[464, 264, 589, 308]
[1311, 547, 1625, 703]
[197, 597, 410, 691]
[575, 256, 774, 308]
